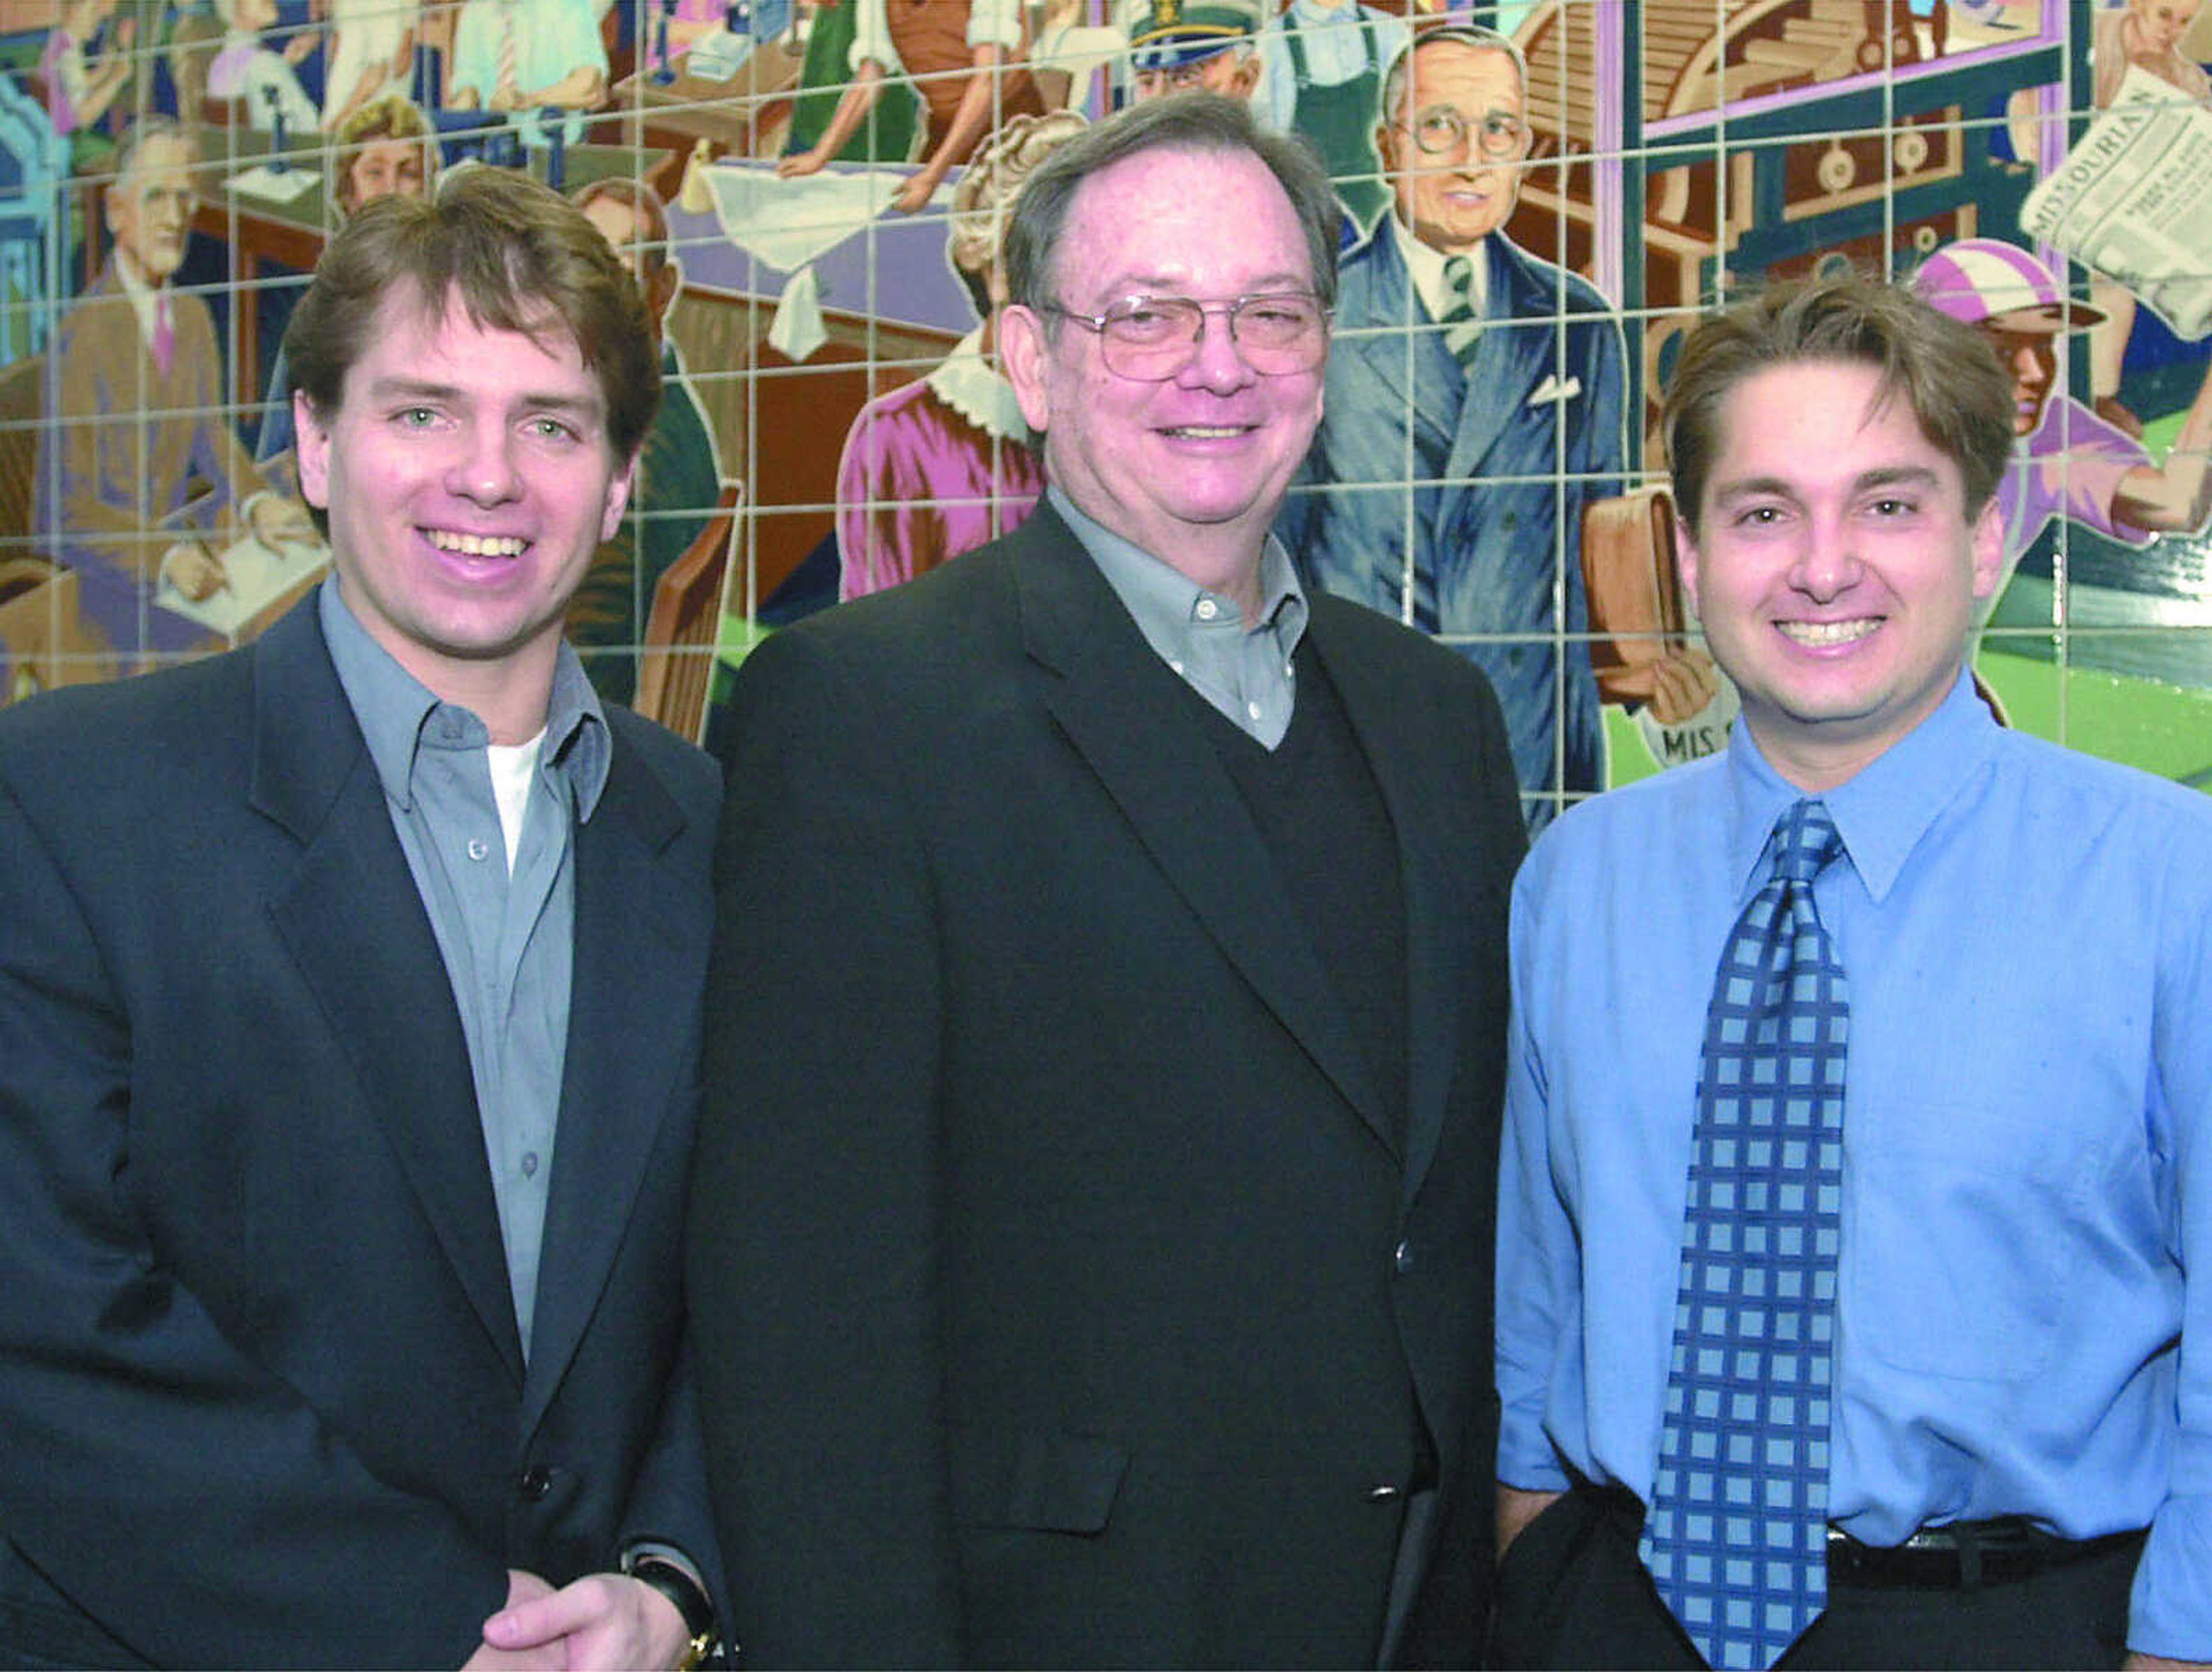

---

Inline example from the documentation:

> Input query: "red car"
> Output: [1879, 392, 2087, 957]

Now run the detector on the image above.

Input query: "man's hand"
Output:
[1497, 1485, 1563, 1558]
[249, 494, 320, 550]
[161, 541, 228, 601]
[2124, 1655, 2212, 1670]
[776, 146, 830, 179]
[1645, 646, 1721, 725]
[479, 1572, 690, 1671]
[461, 1571, 562, 1671]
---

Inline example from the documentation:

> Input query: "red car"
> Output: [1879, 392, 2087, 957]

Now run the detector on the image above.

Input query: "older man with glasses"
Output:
[690, 91, 1525, 1669]
[1279, 24, 1641, 833]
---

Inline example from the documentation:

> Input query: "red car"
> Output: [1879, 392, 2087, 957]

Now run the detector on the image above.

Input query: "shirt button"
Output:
[1246, 701, 1263, 722]
[1367, 1484, 1403, 1503]
[521, 1151, 540, 1178]
[1393, 1240, 1414, 1274]
[518, 1465, 552, 1501]
[467, 837, 490, 862]
[1169, 659, 1186, 676]
[1195, 598, 1219, 621]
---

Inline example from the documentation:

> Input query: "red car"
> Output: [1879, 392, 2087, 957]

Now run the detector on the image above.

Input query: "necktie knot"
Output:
[1442, 254, 1476, 311]
[1768, 798, 1842, 888]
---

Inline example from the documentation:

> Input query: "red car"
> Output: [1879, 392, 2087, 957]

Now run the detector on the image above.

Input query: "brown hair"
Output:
[331, 94, 433, 217]
[285, 164, 661, 466]
[1664, 272, 2015, 539]
[1002, 92, 1341, 316]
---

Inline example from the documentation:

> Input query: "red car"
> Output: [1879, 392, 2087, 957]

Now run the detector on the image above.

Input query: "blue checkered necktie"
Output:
[1642, 797, 1849, 1670]
[1439, 254, 1482, 365]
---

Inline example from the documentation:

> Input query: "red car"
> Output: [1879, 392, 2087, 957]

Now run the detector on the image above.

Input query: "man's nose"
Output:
[1176, 308, 1259, 393]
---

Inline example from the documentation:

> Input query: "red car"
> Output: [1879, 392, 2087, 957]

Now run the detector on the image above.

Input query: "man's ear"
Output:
[599, 452, 638, 543]
[1672, 494, 1703, 621]
[294, 389, 332, 509]
[1968, 494, 2005, 600]
[998, 304, 1053, 436]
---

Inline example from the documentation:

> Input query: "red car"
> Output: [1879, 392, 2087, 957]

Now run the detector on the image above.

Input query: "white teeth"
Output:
[1166, 426, 1245, 438]
[1779, 618, 1878, 646]
[426, 530, 526, 558]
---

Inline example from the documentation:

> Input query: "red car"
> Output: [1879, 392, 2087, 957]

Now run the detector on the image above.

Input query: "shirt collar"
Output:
[1047, 482, 1308, 653]
[318, 576, 610, 819]
[1389, 213, 1487, 323]
[112, 250, 164, 349]
[1722, 668, 1998, 903]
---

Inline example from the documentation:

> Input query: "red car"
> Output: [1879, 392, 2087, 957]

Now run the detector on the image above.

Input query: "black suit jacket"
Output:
[691, 507, 1525, 1668]
[0, 600, 722, 1668]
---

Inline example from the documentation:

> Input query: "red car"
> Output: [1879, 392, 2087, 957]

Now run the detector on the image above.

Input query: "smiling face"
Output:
[1376, 39, 1526, 255]
[998, 143, 1325, 605]
[1678, 358, 2004, 790]
[294, 285, 634, 718]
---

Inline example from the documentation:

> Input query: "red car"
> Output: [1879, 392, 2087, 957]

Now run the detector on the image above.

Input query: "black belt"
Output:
[1578, 1481, 2145, 1593]
[1825, 1519, 2147, 1591]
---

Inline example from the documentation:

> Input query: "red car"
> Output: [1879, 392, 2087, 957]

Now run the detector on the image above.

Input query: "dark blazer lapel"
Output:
[521, 740, 704, 1431]
[249, 603, 524, 1382]
[1014, 511, 1391, 1152]
[1305, 606, 1476, 1200]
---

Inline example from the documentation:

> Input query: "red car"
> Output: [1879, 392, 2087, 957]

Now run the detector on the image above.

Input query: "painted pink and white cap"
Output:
[1912, 237, 2107, 334]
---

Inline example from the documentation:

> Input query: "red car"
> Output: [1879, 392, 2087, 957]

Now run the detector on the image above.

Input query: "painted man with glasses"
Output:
[1280, 24, 1633, 831]
[691, 92, 1526, 1667]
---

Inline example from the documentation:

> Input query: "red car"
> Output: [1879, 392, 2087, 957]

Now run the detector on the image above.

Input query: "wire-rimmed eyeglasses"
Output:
[1041, 292, 1332, 381]
[1393, 103, 1533, 160]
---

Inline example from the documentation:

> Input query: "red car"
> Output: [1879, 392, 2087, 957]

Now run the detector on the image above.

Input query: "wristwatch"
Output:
[620, 1548, 720, 1670]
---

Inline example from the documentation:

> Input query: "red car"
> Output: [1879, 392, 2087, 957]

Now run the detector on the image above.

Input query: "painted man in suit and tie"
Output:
[0, 166, 722, 1670]
[36, 115, 318, 661]
[1279, 25, 1630, 831]
[691, 92, 1526, 1667]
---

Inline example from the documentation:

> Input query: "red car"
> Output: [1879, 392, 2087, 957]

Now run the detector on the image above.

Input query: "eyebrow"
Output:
[1098, 273, 1315, 298]
[362, 376, 604, 419]
[1712, 464, 1944, 504]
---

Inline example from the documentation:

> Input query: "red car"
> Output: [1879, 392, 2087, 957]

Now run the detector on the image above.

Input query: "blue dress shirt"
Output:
[1498, 671, 2212, 1658]
[320, 579, 608, 1360]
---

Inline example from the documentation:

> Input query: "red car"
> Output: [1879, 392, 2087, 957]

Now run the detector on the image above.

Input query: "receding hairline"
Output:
[1385, 30, 1527, 124]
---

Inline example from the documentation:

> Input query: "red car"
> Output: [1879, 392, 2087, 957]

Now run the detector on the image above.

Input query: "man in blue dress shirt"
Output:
[1494, 273, 2212, 1667]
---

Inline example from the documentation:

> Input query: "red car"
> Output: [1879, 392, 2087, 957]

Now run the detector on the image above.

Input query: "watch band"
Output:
[622, 1552, 718, 1669]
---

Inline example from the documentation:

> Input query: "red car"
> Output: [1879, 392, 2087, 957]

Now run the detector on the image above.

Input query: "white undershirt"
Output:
[484, 731, 546, 873]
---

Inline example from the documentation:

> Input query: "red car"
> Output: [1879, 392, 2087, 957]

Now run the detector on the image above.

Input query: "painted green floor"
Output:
[1608, 649, 2212, 793]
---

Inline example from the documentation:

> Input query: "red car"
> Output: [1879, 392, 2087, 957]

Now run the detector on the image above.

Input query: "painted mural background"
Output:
[1, 0, 2207, 822]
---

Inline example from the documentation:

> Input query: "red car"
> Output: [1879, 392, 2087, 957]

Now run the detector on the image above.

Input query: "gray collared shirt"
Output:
[319, 579, 609, 1360]
[1050, 486, 1309, 748]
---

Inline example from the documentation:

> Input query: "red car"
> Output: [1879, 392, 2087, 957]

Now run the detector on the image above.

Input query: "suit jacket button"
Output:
[1393, 1239, 1414, 1274]
[1368, 1484, 1403, 1503]
[518, 1465, 553, 1502]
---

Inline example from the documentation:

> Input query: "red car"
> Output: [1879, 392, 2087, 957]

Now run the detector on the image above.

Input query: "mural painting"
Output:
[0, 0, 2206, 806]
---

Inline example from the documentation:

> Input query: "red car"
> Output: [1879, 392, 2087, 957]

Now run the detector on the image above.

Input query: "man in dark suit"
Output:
[0, 167, 722, 1670]
[691, 93, 1525, 1668]
[1278, 25, 1630, 831]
